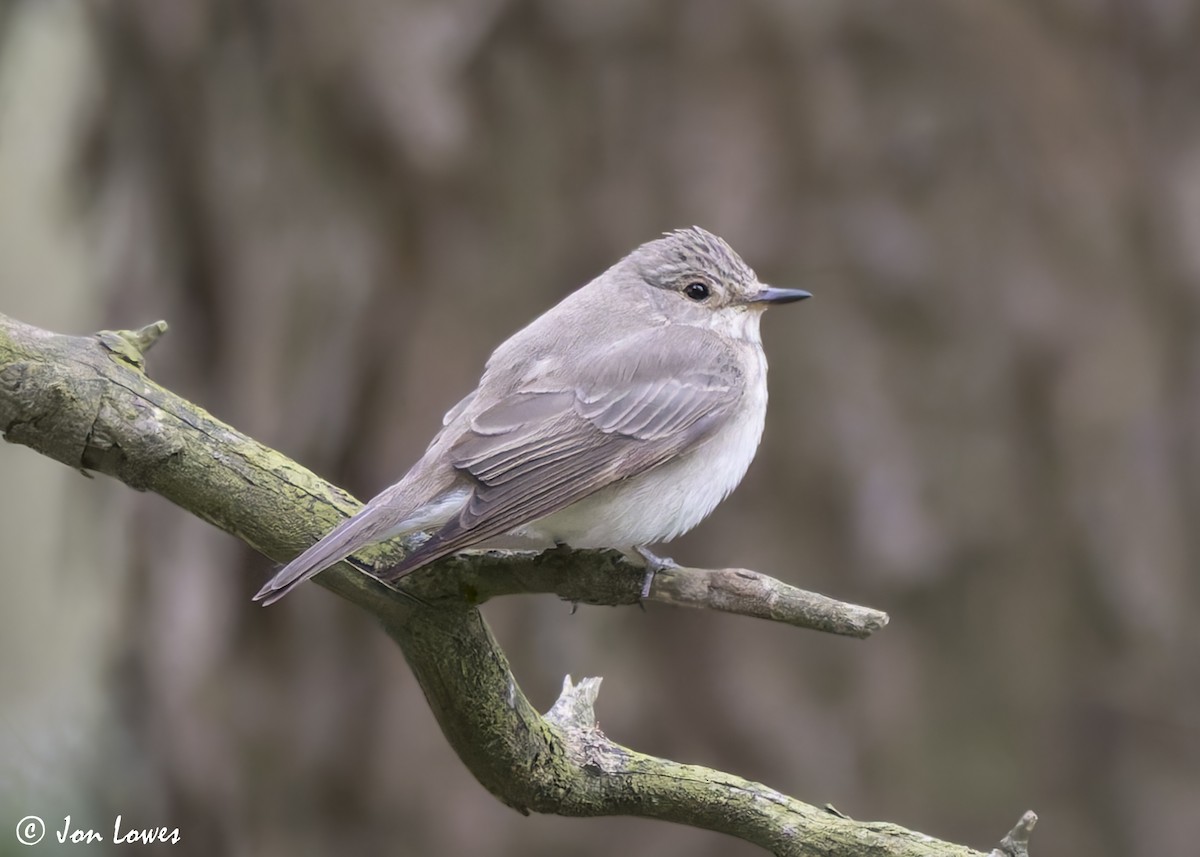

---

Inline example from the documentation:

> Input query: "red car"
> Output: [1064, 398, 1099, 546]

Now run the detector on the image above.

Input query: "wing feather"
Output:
[384, 326, 744, 577]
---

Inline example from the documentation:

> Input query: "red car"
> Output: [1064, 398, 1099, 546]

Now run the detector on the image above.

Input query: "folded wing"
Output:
[384, 326, 743, 576]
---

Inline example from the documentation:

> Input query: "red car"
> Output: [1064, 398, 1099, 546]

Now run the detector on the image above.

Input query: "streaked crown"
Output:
[633, 226, 757, 291]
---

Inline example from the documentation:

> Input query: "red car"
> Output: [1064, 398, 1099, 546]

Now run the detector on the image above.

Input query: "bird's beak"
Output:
[750, 286, 812, 305]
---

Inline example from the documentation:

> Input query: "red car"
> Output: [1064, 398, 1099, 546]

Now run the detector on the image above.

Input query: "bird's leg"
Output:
[634, 545, 679, 598]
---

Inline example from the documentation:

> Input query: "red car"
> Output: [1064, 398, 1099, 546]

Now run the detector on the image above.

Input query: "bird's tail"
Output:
[253, 484, 469, 606]
[253, 506, 399, 605]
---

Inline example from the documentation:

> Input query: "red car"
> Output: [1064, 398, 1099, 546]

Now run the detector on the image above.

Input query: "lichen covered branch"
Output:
[0, 312, 1029, 856]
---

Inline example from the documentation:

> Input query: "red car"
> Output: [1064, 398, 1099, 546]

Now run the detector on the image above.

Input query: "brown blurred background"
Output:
[2, 1, 1199, 855]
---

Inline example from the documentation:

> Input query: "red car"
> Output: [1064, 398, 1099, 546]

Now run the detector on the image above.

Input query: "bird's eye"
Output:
[684, 282, 710, 301]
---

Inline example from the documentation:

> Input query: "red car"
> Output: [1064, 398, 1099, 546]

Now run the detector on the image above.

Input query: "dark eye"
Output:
[684, 282, 710, 301]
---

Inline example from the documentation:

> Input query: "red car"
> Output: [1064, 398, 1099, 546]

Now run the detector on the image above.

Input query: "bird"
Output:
[254, 227, 809, 605]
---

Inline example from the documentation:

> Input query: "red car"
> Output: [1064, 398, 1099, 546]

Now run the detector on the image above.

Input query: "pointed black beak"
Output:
[751, 286, 812, 305]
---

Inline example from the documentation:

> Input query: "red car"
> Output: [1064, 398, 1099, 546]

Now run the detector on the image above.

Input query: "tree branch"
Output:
[0, 312, 1033, 856]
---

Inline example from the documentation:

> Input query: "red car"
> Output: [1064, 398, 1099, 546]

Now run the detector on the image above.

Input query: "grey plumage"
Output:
[254, 227, 808, 605]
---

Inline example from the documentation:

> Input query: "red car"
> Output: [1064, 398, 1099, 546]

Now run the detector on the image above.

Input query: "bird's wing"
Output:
[384, 325, 744, 576]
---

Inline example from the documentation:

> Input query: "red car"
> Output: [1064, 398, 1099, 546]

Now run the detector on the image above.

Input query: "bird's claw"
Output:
[634, 545, 679, 598]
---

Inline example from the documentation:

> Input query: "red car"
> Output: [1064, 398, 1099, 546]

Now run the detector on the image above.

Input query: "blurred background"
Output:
[2, 0, 1198, 855]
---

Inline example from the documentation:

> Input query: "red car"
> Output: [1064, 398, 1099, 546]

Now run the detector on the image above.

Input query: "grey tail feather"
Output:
[254, 508, 394, 606]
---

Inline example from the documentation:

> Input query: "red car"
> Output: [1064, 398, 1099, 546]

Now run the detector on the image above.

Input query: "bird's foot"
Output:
[634, 545, 679, 598]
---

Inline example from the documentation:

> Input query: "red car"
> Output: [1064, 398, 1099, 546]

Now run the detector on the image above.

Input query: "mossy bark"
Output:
[0, 312, 1030, 857]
